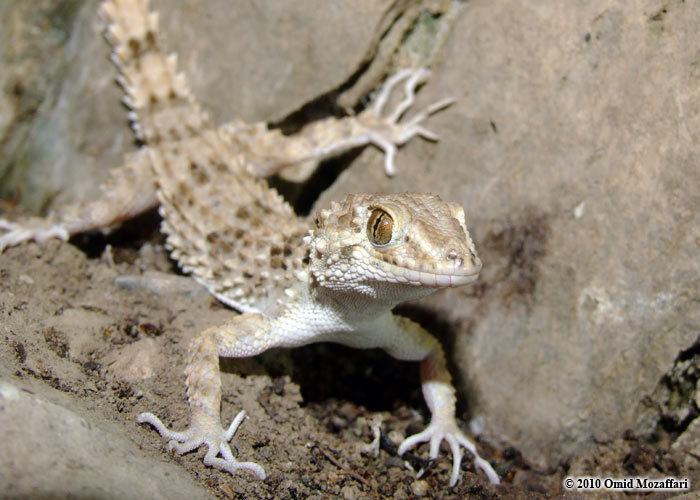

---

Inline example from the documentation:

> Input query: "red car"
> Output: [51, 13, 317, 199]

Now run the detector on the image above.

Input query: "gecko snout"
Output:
[445, 248, 481, 274]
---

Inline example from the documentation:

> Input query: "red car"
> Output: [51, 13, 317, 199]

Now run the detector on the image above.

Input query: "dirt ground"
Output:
[0, 216, 694, 500]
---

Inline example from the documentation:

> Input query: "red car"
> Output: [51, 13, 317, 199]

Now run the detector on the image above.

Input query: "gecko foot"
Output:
[137, 410, 266, 479]
[397, 419, 499, 486]
[363, 68, 455, 176]
[0, 217, 69, 253]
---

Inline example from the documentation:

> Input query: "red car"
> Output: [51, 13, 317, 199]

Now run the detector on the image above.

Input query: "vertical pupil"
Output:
[373, 213, 385, 235]
[369, 209, 393, 245]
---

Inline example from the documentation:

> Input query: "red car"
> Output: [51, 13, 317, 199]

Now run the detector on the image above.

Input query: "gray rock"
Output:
[320, 0, 700, 468]
[673, 417, 700, 470]
[0, 379, 216, 500]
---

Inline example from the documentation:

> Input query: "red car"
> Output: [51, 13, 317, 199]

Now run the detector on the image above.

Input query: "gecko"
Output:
[0, 0, 500, 487]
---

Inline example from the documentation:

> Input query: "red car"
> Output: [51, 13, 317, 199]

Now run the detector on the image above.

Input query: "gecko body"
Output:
[0, 0, 499, 487]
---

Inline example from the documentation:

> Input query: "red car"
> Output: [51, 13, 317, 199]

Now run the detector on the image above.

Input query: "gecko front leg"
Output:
[137, 314, 276, 480]
[137, 313, 278, 479]
[137, 305, 331, 480]
[386, 316, 500, 486]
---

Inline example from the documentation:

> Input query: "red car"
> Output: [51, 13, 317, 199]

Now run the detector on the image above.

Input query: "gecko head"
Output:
[306, 193, 481, 292]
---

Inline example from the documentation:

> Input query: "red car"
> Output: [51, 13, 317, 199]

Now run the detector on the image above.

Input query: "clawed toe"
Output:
[362, 68, 455, 176]
[137, 410, 266, 480]
[398, 421, 499, 486]
[373, 68, 454, 126]
[0, 218, 69, 252]
[204, 444, 266, 479]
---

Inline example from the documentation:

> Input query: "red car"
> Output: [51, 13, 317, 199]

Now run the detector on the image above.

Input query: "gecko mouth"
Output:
[376, 260, 482, 288]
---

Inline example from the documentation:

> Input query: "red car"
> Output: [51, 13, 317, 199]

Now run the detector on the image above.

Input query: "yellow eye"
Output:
[367, 208, 393, 246]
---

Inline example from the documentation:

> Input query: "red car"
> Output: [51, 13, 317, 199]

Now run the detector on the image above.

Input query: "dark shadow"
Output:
[69, 207, 162, 260]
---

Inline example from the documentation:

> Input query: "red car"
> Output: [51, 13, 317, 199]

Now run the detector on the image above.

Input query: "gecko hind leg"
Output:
[0, 218, 69, 252]
[363, 68, 455, 176]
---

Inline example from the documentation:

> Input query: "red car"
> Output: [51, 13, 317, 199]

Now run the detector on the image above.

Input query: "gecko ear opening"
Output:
[367, 208, 394, 246]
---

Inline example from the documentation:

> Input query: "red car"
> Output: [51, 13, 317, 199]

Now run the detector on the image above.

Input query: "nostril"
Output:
[446, 249, 463, 267]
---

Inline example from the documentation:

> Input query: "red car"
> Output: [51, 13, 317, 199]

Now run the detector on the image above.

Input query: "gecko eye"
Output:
[367, 208, 393, 246]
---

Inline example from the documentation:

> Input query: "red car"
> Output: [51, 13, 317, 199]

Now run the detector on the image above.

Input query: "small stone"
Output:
[410, 479, 430, 496]
[388, 430, 404, 444]
[340, 485, 361, 500]
[17, 274, 34, 285]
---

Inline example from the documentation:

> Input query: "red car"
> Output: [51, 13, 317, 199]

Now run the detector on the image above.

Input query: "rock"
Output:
[410, 479, 430, 496]
[104, 337, 160, 383]
[320, 0, 700, 469]
[673, 417, 700, 470]
[0, 379, 216, 500]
